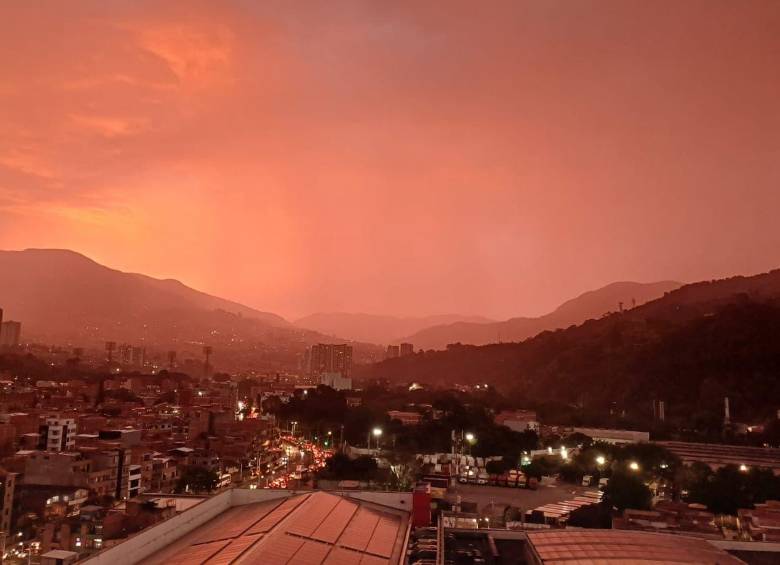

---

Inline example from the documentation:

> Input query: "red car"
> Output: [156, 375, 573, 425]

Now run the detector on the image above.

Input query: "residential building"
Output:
[0, 467, 17, 534]
[40, 418, 77, 452]
[319, 372, 352, 391]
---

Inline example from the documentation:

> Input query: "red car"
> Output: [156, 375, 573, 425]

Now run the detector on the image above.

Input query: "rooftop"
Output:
[525, 530, 745, 564]
[89, 490, 411, 565]
[656, 441, 780, 470]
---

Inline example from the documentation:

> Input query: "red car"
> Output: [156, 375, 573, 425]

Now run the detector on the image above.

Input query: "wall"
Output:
[231, 487, 411, 512]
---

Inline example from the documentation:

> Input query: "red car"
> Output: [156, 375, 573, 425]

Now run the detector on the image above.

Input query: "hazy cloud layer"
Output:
[2, 0, 779, 319]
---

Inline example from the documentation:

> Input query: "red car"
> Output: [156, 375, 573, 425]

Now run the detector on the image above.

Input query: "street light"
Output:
[629, 461, 639, 471]
[368, 427, 383, 450]
[739, 464, 748, 472]
[595, 455, 606, 466]
[465, 432, 475, 443]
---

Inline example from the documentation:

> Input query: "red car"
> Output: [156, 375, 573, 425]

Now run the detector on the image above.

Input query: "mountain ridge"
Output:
[0, 248, 288, 328]
[402, 280, 683, 349]
[294, 312, 496, 345]
[357, 268, 780, 427]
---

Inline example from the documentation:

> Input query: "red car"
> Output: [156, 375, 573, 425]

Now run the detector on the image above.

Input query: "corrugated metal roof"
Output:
[206, 534, 263, 565]
[145, 491, 407, 565]
[526, 530, 745, 564]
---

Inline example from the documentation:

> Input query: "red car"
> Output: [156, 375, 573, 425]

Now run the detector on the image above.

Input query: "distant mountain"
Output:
[0, 248, 287, 333]
[294, 312, 496, 345]
[358, 269, 780, 427]
[403, 281, 683, 350]
[0, 249, 382, 369]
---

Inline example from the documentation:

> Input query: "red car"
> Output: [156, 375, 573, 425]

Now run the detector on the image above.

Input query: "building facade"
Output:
[40, 418, 77, 452]
[307, 344, 353, 379]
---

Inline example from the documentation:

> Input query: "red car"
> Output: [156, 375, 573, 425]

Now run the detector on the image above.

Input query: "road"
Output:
[241, 433, 331, 490]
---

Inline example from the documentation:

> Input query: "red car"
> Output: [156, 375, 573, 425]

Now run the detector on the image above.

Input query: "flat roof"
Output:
[42, 549, 79, 558]
[657, 441, 780, 469]
[144, 491, 409, 564]
[526, 530, 744, 564]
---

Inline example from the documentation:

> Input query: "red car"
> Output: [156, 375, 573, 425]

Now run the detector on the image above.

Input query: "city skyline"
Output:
[2, 1, 779, 321]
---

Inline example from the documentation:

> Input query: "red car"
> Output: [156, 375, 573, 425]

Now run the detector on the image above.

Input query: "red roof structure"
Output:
[145, 491, 409, 564]
[525, 530, 745, 564]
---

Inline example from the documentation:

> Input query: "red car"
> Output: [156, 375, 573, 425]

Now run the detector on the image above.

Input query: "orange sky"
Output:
[1, 1, 779, 319]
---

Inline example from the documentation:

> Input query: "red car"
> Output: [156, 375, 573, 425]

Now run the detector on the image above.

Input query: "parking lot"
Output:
[452, 481, 593, 515]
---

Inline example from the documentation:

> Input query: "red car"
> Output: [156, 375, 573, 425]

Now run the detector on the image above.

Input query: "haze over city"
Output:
[2, 0, 779, 320]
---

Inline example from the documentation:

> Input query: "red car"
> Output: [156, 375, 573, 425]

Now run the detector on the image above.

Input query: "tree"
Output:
[486, 459, 511, 475]
[261, 395, 283, 415]
[685, 464, 780, 515]
[176, 466, 219, 494]
[318, 453, 378, 481]
[386, 451, 421, 491]
[155, 390, 176, 405]
[522, 460, 546, 481]
[602, 471, 652, 512]
[563, 432, 593, 449]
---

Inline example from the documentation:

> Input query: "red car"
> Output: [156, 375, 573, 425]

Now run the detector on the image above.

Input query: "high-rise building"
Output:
[308, 344, 353, 379]
[0, 468, 17, 535]
[117, 344, 146, 366]
[39, 417, 77, 452]
[0, 320, 21, 347]
[132, 346, 146, 367]
[386, 345, 400, 359]
[399, 343, 414, 356]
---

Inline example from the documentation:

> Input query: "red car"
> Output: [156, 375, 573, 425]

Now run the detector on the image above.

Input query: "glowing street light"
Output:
[368, 427, 383, 450]
[595, 455, 606, 466]
[465, 432, 475, 443]
[739, 464, 748, 472]
[629, 461, 640, 471]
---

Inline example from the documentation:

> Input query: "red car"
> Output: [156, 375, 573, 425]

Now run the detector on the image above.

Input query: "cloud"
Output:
[68, 114, 150, 138]
[132, 21, 236, 87]
[1, 1, 779, 318]
[0, 149, 57, 179]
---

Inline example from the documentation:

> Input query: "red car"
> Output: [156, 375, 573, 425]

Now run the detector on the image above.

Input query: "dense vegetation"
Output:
[359, 298, 780, 437]
[264, 385, 538, 458]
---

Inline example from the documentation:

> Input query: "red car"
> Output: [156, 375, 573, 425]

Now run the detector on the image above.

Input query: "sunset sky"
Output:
[1, 0, 779, 320]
